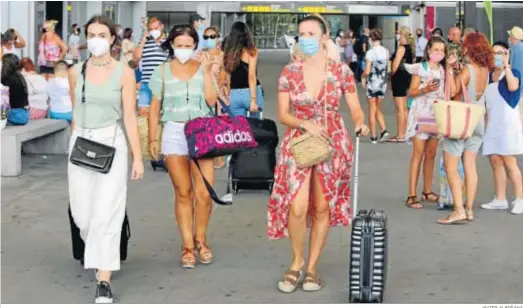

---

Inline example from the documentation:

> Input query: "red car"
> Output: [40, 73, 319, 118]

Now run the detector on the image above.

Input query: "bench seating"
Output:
[1, 119, 70, 176]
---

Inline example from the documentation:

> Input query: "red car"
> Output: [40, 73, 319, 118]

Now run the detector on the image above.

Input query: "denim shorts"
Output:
[229, 85, 264, 117]
[7, 108, 29, 125]
[138, 83, 152, 107]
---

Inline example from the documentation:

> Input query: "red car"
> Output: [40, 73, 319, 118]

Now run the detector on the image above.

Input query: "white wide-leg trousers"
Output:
[68, 124, 128, 271]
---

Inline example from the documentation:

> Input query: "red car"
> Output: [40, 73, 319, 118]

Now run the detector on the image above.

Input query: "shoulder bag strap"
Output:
[79, 61, 88, 138]
[80, 60, 119, 145]
[161, 63, 166, 103]
[322, 57, 329, 127]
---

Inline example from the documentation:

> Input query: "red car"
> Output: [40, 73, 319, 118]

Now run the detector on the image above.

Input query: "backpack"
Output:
[353, 37, 364, 57]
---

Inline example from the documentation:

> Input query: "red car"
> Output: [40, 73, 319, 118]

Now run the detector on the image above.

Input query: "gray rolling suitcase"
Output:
[348, 133, 388, 303]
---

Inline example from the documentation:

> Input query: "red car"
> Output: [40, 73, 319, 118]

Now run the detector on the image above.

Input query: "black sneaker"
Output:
[370, 136, 378, 144]
[95, 281, 113, 304]
[379, 130, 390, 143]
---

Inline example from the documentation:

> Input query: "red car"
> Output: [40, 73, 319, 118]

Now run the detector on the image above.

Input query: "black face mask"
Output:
[42, 28, 47, 33]
[416, 33, 422, 38]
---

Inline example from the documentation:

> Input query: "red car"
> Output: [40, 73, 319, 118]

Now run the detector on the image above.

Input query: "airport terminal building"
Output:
[2, 1, 523, 61]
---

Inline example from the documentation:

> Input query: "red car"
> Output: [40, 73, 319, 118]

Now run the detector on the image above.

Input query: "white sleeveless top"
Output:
[24, 73, 48, 110]
[47, 77, 72, 113]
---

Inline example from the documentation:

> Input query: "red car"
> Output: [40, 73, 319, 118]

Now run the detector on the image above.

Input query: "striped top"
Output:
[140, 38, 169, 84]
[149, 62, 211, 122]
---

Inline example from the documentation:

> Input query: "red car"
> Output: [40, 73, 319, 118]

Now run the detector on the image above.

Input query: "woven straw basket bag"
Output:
[290, 59, 331, 168]
[434, 77, 485, 139]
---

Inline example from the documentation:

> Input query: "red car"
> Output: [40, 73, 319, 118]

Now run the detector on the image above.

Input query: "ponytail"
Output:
[408, 34, 415, 52]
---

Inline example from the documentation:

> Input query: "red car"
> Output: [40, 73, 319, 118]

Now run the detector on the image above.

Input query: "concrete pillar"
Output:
[464, 1, 477, 30]
[62, 2, 69, 40]
[131, 1, 147, 44]
[1, 1, 9, 31]
[2, 1, 35, 60]
[86, 1, 103, 20]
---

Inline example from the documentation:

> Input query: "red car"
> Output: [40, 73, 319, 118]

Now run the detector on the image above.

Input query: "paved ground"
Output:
[2, 52, 523, 304]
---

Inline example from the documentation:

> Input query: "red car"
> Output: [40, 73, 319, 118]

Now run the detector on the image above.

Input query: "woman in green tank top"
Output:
[67, 15, 144, 304]
[148, 25, 218, 269]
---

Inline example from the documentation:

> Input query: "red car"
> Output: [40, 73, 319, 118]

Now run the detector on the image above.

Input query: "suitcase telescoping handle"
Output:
[352, 130, 361, 217]
[246, 108, 263, 119]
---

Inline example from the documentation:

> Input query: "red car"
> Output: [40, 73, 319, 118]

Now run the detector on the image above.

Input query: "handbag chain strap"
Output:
[80, 59, 119, 145]
[320, 57, 329, 128]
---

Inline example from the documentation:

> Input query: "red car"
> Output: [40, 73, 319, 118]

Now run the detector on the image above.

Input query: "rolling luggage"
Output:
[151, 159, 168, 172]
[229, 111, 279, 195]
[349, 133, 388, 303]
[68, 204, 131, 264]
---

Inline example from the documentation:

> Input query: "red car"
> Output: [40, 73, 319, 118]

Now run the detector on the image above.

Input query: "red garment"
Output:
[267, 60, 356, 240]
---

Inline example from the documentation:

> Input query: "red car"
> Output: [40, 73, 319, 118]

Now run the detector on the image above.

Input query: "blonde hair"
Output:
[291, 13, 334, 62]
[44, 20, 58, 30]
[147, 17, 161, 28]
[204, 26, 220, 35]
[399, 26, 415, 51]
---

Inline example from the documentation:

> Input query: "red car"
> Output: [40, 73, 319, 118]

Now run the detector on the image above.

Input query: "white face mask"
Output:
[87, 37, 110, 57]
[150, 29, 161, 39]
[174, 48, 194, 64]
[396, 34, 401, 40]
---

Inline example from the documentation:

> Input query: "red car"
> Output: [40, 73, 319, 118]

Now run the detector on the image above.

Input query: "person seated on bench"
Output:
[47, 60, 72, 122]
[1, 53, 29, 125]
[22, 57, 49, 120]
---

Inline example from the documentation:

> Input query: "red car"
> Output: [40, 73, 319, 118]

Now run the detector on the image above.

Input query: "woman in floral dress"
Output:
[268, 15, 369, 293]
[404, 36, 447, 209]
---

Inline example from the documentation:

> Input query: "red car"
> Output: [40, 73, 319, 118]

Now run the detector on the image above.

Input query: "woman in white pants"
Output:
[68, 15, 144, 303]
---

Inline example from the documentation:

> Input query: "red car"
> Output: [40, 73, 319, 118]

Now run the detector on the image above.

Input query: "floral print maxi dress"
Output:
[267, 60, 356, 240]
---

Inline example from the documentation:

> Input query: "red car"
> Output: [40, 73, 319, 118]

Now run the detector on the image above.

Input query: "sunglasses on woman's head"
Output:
[173, 25, 192, 32]
[203, 34, 218, 40]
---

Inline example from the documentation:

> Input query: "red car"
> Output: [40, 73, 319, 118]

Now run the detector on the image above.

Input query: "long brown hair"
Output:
[423, 36, 447, 68]
[223, 21, 256, 74]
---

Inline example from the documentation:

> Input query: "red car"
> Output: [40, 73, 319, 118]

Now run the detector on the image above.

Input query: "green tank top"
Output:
[73, 61, 123, 129]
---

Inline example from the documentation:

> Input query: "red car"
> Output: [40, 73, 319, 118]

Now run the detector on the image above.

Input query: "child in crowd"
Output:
[47, 61, 72, 122]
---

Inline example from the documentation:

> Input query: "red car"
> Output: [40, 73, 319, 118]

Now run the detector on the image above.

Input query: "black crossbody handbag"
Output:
[69, 61, 118, 174]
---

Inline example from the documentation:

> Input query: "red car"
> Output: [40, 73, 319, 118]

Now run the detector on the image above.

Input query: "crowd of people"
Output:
[1, 12, 523, 304]
[332, 23, 523, 221]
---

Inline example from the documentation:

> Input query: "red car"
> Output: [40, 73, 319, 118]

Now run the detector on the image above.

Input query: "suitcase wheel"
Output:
[233, 182, 239, 195]
[150, 161, 168, 172]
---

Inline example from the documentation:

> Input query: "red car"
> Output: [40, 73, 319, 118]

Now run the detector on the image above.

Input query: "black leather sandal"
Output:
[422, 192, 440, 203]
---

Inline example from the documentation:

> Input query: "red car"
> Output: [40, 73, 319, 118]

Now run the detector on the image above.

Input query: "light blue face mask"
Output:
[299, 36, 320, 56]
[204, 39, 216, 49]
[494, 54, 504, 68]
[198, 24, 205, 33]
